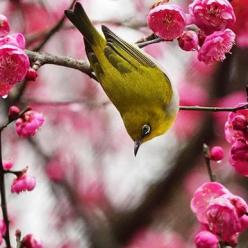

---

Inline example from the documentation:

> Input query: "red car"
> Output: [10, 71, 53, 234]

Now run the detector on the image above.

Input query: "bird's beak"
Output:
[134, 140, 141, 156]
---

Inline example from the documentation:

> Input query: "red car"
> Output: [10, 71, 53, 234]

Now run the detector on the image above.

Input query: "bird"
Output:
[65, 2, 178, 155]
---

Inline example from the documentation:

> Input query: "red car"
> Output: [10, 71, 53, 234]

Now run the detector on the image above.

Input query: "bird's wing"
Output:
[100, 26, 173, 107]
[101, 25, 157, 70]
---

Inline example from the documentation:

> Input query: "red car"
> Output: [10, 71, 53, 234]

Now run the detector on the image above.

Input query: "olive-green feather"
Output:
[64, 2, 104, 45]
[101, 25, 156, 68]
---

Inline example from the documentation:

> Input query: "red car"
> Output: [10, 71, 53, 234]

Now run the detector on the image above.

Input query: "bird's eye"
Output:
[141, 124, 151, 137]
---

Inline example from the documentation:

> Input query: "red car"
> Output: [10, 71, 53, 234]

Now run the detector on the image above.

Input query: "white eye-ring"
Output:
[142, 124, 151, 137]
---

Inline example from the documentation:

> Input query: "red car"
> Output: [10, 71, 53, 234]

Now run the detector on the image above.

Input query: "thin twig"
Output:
[203, 144, 215, 182]
[179, 104, 248, 112]
[33, 0, 77, 51]
[0, 132, 11, 248]
[15, 230, 22, 248]
[137, 36, 164, 48]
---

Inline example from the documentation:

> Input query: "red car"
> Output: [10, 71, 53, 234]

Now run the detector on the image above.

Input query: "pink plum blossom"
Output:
[191, 183, 248, 223]
[191, 182, 229, 223]
[22, 234, 43, 248]
[225, 104, 248, 144]
[178, 30, 199, 51]
[198, 28, 235, 64]
[189, 0, 236, 33]
[191, 182, 248, 245]
[226, 194, 248, 217]
[16, 110, 44, 137]
[194, 230, 219, 248]
[0, 44, 30, 96]
[0, 15, 10, 37]
[230, 139, 248, 176]
[147, 4, 186, 40]
[210, 146, 224, 161]
[225, 104, 248, 176]
[11, 174, 36, 194]
[214, 91, 246, 132]
[206, 196, 242, 241]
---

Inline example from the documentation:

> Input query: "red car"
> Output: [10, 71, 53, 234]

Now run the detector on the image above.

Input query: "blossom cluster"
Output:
[11, 172, 36, 194]
[0, 15, 30, 96]
[3, 161, 36, 194]
[225, 105, 248, 176]
[147, 0, 237, 64]
[15, 110, 45, 137]
[191, 182, 248, 247]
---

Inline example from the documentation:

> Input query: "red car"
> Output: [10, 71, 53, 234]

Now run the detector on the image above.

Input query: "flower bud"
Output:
[194, 231, 219, 248]
[178, 30, 199, 51]
[3, 161, 13, 170]
[210, 146, 224, 161]
[8, 105, 20, 120]
[25, 68, 38, 81]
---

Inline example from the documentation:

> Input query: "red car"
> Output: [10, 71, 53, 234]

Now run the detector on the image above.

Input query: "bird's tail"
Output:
[64, 2, 103, 46]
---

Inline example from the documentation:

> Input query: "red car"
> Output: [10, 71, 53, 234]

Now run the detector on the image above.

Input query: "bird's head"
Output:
[122, 103, 178, 156]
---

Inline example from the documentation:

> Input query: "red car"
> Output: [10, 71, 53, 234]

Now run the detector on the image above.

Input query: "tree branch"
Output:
[26, 50, 96, 80]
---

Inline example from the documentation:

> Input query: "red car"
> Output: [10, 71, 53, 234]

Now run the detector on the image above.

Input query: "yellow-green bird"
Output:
[65, 2, 178, 155]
